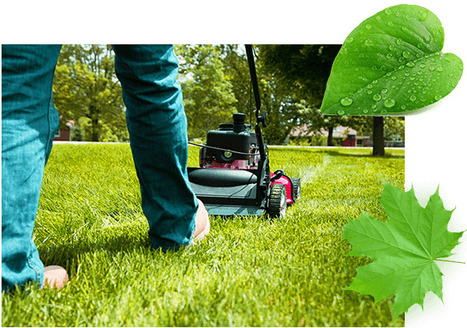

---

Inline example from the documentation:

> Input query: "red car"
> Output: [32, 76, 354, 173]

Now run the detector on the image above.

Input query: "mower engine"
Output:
[200, 113, 260, 170]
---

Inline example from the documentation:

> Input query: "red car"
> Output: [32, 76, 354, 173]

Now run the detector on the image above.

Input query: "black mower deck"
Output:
[188, 166, 268, 217]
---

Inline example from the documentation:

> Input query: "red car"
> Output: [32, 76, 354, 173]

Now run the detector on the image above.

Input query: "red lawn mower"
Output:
[187, 45, 300, 218]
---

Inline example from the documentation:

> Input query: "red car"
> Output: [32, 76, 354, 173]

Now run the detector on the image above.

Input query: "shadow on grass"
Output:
[39, 230, 153, 272]
[325, 149, 405, 159]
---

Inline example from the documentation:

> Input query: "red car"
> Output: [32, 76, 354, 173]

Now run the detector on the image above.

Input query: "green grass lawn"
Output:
[2, 144, 405, 327]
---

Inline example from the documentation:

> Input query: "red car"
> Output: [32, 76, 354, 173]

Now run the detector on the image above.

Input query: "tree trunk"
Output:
[373, 116, 385, 157]
[90, 105, 99, 142]
[327, 126, 333, 146]
[92, 121, 99, 141]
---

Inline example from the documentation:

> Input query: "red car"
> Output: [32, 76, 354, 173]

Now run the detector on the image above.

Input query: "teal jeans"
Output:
[2, 45, 198, 291]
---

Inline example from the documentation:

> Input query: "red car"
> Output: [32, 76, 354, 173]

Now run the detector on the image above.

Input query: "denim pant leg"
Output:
[2, 45, 61, 291]
[112, 45, 197, 251]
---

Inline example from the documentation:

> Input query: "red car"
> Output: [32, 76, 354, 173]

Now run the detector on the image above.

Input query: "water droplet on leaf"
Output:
[423, 33, 431, 43]
[340, 97, 353, 107]
[419, 11, 428, 21]
[410, 95, 417, 101]
[402, 51, 411, 59]
[384, 98, 396, 108]
[373, 94, 382, 101]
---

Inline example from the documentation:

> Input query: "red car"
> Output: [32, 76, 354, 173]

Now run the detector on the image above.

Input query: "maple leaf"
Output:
[343, 183, 464, 320]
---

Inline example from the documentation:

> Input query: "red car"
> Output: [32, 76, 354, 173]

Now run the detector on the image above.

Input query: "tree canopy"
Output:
[258, 44, 404, 153]
[176, 44, 238, 138]
[53, 45, 128, 142]
[52, 44, 404, 149]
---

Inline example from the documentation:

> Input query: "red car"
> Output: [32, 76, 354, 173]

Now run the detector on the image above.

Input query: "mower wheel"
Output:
[291, 177, 301, 201]
[268, 183, 287, 218]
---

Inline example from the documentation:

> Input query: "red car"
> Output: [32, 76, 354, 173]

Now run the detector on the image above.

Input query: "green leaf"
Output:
[321, 4, 463, 115]
[343, 183, 465, 320]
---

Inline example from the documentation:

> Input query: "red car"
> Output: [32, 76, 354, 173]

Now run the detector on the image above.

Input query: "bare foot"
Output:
[42, 265, 69, 290]
[192, 199, 210, 243]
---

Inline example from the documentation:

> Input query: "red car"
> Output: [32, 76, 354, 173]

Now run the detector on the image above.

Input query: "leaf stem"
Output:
[434, 258, 465, 264]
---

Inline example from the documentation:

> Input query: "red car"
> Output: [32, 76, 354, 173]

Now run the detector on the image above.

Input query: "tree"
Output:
[176, 45, 238, 139]
[373, 117, 385, 156]
[347, 115, 405, 153]
[220, 45, 304, 144]
[53, 45, 128, 142]
[218, 45, 252, 120]
[258, 45, 397, 153]
[258, 45, 354, 145]
[175, 44, 300, 145]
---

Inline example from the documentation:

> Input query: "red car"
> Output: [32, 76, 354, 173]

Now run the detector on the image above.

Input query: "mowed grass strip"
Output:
[2, 144, 404, 327]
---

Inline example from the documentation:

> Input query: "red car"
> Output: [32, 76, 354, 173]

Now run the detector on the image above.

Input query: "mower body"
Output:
[187, 45, 299, 218]
[188, 113, 299, 218]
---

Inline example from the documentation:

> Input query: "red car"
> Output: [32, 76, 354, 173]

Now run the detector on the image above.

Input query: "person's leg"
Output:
[113, 45, 206, 251]
[2, 45, 67, 291]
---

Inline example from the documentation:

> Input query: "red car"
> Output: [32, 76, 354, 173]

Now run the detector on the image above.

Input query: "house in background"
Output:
[54, 120, 75, 141]
[288, 125, 371, 147]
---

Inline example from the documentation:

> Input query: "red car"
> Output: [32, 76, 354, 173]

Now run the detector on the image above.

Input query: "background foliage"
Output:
[52, 44, 404, 147]
[54, 45, 128, 142]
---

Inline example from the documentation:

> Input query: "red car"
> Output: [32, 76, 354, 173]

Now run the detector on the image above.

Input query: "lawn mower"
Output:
[187, 45, 300, 218]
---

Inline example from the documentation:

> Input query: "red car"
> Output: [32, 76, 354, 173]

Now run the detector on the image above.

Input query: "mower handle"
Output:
[245, 45, 267, 163]
[245, 45, 261, 121]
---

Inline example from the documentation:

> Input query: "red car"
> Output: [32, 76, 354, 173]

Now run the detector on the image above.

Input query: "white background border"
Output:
[2, 0, 466, 327]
